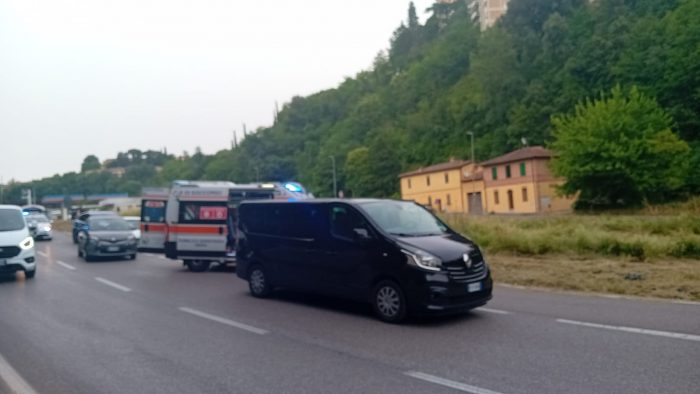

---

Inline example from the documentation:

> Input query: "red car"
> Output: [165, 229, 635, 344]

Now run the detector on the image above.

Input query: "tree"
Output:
[551, 86, 690, 208]
[80, 155, 101, 172]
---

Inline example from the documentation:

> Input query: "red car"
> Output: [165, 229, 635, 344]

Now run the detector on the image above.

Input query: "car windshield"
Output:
[88, 218, 131, 232]
[359, 201, 449, 237]
[0, 209, 25, 231]
[28, 215, 49, 223]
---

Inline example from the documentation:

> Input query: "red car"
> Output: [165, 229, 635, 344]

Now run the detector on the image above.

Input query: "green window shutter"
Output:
[491, 167, 498, 180]
[506, 165, 511, 178]
[520, 162, 526, 176]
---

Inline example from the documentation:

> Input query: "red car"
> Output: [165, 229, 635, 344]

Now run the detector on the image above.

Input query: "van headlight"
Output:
[19, 237, 34, 250]
[402, 249, 442, 271]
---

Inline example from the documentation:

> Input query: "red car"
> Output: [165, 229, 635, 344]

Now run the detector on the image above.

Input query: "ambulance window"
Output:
[179, 202, 227, 224]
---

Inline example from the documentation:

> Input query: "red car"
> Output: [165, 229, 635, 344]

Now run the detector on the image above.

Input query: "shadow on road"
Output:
[0, 272, 18, 283]
[258, 289, 484, 326]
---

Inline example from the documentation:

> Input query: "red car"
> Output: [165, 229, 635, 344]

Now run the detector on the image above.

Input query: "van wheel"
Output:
[372, 280, 407, 323]
[186, 259, 210, 272]
[248, 265, 271, 298]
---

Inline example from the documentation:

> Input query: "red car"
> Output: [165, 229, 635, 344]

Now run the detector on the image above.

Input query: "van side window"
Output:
[330, 205, 370, 242]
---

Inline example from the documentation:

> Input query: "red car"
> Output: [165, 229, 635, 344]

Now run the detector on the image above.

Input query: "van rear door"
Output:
[173, 201, 228, 257]
[140, 199, 167, 252]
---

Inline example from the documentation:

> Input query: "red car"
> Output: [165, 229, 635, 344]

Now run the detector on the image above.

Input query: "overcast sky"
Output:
[0, 0, 434, 182]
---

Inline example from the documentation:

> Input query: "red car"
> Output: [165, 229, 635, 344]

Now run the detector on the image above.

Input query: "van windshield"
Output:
[0, 209, 26, 232]
[359, 201, 448, 237]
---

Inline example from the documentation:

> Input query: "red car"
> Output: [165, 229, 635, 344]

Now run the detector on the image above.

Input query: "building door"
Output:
[467, 192, 483, 215]
[507, 190, 514, 211]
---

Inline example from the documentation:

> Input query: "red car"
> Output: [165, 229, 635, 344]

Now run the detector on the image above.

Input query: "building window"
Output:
[407, 178, 412, 189]
[520, 162, 526, 176]
[444, 172, 449, 183]
[427, 175, 431, 186]
[506, 165, 511, 178]
[494, 191, 500, 205]
[491, 167, 498, 180]
[428, 196, 432, 206]
[447, 194, 451, 206]
[507, 190, 514, 210]
[522, 187, 528, 202]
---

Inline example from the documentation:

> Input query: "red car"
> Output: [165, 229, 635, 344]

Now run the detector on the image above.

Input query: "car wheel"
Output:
[129, 254, 137, 260]
[248, 265, 271, 298]
[25, 269, 36, 279]
[185, 259, 210, 272]
[372, 280, 407, 323]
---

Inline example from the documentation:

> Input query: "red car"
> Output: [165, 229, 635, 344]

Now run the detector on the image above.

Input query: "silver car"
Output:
[26, 214, 53, 241]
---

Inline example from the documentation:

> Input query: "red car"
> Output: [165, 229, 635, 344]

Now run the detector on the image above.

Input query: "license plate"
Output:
[468, 282, 482, 293]
[0, 260, 6, 266]
[107, 246, 120, 252]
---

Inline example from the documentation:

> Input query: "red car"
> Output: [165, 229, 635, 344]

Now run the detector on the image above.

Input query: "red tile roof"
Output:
[399, 159, 472, 178]
[479, 146, 552, 167]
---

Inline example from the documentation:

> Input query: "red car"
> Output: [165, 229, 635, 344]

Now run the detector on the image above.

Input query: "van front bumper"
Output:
[0, 248, 36, 274]
[406, 273, 493, 316]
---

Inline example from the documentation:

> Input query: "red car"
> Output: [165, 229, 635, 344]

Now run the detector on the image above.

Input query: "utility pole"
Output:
[329, 156, 337, 198]
[466, 131, 475, 164]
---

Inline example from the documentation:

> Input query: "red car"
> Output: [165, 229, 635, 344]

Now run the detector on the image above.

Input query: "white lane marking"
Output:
[556, 319, 700, 342]
[673, 300, 700, 306]
[36, 251, 48, 258]
[405, 371, 504, 394]
[95, 277, 132, 293]
[56, 261, 76, 271]
[478, 308, 511, 315]
[179, 307, 268, 335]
[0, 352, 38, 394]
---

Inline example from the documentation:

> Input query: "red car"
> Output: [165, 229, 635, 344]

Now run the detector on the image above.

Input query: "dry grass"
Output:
[441, 210, 700, 301]
[489, 254, 700, 301]
[51, 220, 72, 232]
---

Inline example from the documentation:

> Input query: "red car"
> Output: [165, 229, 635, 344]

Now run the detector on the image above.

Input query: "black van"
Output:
[236, 199, 492, 322]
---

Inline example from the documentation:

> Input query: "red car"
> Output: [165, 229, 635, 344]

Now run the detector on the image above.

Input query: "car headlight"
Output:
[19, 237, 34, 250]
[43, 226, 52, 231]
[401, 249, 442, 271]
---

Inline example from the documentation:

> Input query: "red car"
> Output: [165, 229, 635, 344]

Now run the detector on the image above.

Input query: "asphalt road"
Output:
[0, 232, 698, 394]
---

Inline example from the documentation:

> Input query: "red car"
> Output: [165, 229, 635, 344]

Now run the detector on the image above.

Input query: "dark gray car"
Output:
[78, 216, 138, 261]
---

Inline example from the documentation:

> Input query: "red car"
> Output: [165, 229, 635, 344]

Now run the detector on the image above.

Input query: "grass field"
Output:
[442, 208, 700, 301]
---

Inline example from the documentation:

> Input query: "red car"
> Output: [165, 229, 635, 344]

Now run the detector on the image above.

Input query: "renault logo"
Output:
[463, 253, 472, 269]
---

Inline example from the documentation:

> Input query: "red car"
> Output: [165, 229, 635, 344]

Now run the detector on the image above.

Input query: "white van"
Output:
[0, 205, 37, 279]
[164, 181, 312, 272]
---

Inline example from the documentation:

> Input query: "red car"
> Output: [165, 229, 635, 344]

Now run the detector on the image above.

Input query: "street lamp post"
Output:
[329, 156, 337, 198]
[466, 131, 475, 164]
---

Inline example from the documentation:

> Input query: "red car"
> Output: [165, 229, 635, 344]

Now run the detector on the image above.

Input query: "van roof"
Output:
[0, 205, 21, 210]
[239, 198, 394, 205]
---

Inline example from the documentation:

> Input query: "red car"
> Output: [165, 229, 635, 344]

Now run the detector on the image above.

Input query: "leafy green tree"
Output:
[80, 155, 101, 172]
[551, 86, 690, 208]
[344, 147, 372, 197]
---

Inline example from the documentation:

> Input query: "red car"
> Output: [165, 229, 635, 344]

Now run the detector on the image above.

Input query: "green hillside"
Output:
[3, 0, 699, 207]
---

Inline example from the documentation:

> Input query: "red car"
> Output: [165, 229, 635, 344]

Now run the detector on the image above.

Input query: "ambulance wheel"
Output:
[185, 259, 210, 272]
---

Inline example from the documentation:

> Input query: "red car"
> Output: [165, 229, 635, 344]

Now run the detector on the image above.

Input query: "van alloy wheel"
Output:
[249, 266, 271, 298]
[372, 280, 407, 323]
[377, 287, 400, 317]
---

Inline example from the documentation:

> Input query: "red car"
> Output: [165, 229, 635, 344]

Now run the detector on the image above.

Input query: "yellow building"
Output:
[480, 146, 574, 214]
[399, 159, 482, 213]
[399, 147, 574, 214]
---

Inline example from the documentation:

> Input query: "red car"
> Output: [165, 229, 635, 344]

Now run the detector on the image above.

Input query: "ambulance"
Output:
[138, 187, 170, 253]
[164, 180, 311, 272]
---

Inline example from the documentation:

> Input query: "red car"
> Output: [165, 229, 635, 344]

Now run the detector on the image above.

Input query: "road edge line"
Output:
[0, 353, 38, 394]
